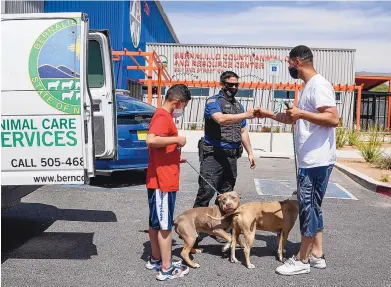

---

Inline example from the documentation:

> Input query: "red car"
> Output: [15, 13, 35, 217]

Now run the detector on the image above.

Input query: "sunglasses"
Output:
[223, 82, 240, 88]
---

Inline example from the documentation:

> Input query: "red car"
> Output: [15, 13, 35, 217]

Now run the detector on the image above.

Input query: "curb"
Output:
[334, 162, 391, 196]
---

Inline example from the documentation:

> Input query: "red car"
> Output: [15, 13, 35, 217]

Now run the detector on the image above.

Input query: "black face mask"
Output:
[288, 66, 299, 79]
[222, 82, 239, 98]
[223, 87, 238, 97]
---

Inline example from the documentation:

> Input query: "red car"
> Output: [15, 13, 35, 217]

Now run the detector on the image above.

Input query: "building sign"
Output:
[172, 52, 289, 74]
[130, 0, 141, 48]
[268, 60, 282, 77]
[159, 55, 168, 67]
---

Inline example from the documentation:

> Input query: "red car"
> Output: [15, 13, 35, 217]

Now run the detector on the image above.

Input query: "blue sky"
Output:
[161, 1, 391, 73]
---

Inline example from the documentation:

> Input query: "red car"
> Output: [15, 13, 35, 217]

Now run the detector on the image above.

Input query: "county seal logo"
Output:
[29, 18, 82, 115]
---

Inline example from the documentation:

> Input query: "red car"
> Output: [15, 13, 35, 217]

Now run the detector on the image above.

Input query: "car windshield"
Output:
[116, 97, 156, 113]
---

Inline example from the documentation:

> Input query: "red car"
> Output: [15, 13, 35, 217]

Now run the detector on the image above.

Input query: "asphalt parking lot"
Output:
[2, 153, 391, 287]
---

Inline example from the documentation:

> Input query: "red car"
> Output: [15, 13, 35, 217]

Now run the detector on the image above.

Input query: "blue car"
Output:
[95, 92, 156, 175]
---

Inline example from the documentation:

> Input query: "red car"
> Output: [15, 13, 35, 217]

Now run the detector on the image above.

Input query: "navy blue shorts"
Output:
[297, 164, 333, 238]
[148, 189, 177, 231]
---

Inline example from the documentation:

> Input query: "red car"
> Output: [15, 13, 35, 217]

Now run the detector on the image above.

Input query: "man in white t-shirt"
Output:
[255, 45, 339, 276]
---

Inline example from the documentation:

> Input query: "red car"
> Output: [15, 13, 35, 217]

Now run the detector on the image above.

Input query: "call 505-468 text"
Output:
[11, 157, 84, 168]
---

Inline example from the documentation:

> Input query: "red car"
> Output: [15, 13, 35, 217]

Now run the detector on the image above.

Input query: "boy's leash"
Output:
[177, 147, 221, 195]
[185, 160, 222, 195]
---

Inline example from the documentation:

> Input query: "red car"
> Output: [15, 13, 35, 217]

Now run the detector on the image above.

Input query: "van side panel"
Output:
[1, 13, 91, 185]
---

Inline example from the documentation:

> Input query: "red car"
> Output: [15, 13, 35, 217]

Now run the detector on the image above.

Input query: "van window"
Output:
[88, 40, 105, 88]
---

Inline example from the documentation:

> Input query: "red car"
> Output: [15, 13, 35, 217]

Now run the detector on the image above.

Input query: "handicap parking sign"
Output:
[269, 60, 282, 76]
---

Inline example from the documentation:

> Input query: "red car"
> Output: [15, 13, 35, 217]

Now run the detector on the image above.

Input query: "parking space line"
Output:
[254, 179, 264, 195]
[253, 179, 358, 200]
[333, 183, 359, 200]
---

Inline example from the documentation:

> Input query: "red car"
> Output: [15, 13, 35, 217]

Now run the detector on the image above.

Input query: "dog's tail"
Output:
[206, 211, 239, 221]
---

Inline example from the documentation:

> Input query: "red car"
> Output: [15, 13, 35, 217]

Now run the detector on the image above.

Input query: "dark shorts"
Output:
[297, 164, 334, 238]
[148, 189, 177, 231]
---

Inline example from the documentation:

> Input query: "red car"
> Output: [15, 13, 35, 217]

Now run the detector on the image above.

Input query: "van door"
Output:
[1, 13, 95, 185]
[88, 31, 117, 159]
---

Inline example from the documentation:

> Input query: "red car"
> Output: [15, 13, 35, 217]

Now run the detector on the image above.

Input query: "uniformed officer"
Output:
[193, 71, 256, 209]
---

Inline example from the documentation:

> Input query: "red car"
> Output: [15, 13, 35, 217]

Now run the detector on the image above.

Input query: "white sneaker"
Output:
[309, 254, 326, 269]
[275, 256, 310, 276]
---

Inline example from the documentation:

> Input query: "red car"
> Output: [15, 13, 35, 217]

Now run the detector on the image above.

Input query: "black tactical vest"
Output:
[205, 94, 243, 145]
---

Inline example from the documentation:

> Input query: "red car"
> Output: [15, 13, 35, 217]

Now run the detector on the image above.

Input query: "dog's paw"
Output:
[222, 243, 230, 253]
[230, 257, 239, 263]
[278, 255, 283, 262]
[193, 263, 200, 268]
[247, 264, 256, 269]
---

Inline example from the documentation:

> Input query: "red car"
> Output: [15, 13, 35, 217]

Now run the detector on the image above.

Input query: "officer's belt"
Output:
[203, 143, 239, 157]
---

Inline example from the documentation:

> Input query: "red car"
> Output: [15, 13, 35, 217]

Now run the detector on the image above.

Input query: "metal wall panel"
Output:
[143, 92, 354, 132]
[145, 43, 356, 130]
[146, 43, 356, 85]
[2, 0, 44, 14]
[120, 0, 178, 87]
[44, 1, 125, 50]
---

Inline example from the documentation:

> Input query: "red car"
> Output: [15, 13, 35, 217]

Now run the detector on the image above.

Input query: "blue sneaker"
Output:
[156, 264, 189, 281]
[145, 256, 182, 271]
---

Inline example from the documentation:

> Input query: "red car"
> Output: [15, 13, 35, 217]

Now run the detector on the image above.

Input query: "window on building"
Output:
[160, 87, 166, 95]
[272, 90, 341, 101]
[188, 87, 210, 97]
[273, 90, 295, 100]
[236, 89, 254, 98]
[335, 92, 341, 102]
[88, 40, 105, 88]
[142, 86, 167, 96]
[152, 86, 166, 95]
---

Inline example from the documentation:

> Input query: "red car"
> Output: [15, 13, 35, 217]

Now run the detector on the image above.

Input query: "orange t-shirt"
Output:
[146, 108, 180, 192]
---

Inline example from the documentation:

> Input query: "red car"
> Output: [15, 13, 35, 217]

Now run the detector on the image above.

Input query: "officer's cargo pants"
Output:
[193, 147, 238, 208]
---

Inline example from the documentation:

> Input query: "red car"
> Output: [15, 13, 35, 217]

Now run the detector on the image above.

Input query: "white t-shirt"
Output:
[295, 74, 337, 168]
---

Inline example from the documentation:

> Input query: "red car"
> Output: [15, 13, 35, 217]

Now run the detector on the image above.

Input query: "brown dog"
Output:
[173, 191, 242, 268]
[208, 194, 298, 269]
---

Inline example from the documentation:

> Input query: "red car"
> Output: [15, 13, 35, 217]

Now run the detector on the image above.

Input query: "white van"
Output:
[1, 13, 118, 205]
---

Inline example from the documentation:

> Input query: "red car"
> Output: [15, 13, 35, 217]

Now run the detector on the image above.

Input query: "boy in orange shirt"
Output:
[145, 84, 192, 281]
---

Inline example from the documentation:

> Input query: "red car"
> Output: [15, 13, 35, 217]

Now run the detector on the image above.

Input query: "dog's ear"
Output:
[232, 191, 241, 199]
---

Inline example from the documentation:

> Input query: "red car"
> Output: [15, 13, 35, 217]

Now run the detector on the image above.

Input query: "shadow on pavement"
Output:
[1, 202, 117, 263]
[89, 170, 147, 188]
[139, 233, 300, 268]
[254, 233, 300, 259]
[141, 239, 181, 263]
[172, 234, 300, 267]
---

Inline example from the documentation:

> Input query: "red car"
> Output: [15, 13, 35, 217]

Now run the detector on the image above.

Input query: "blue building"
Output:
[34, 0, 178, 90]
[44, 0, 178, 90]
